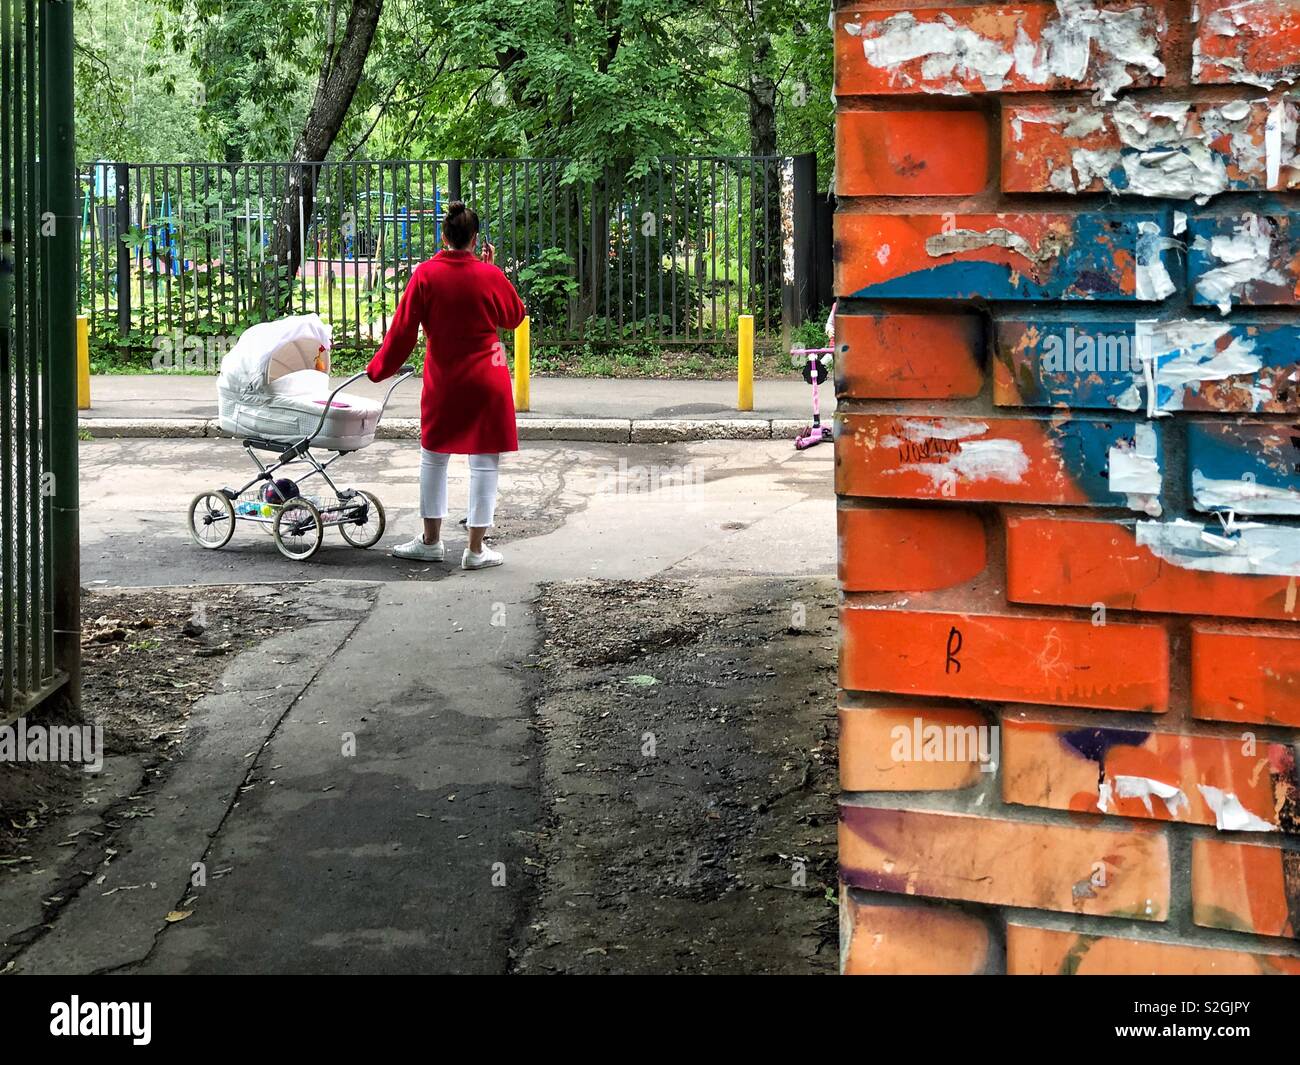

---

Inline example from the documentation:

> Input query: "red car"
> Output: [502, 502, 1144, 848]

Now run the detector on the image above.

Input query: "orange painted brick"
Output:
[834, 211, 1159, 302]
[835, 413, 1146, 506]
[1002, 100, 1300, 194]
[836, 313, 983, 400]
[842, 891, 991, 974]
[1006, 514, 1300, 622]
[838, 506, 986, 592]
[1008, 924, 1300, 975]
[1001, 718, 1298, 833]
[1193, 838, 1300, 939]
[1192, 626, 1300, 726]
[834, 4, 1169, 97]
[836, 110, 989, 196]
[840, 606, 1169, 712]
[1195, 0, 1300, 88]
[1190, 629, 1300, 728]
[840, 705, 992, 791]
[840, 804, 1169, 919]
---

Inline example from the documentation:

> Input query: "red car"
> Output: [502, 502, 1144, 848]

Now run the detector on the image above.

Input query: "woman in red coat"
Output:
[366, 202, 526, 569]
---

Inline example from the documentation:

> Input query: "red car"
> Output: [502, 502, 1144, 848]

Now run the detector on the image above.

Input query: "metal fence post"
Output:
[76, 314, 90, 408]
[737, 314, 754, 411]
[814, 190, 835, 318]
[44, 0, 81, 708]
[514, 315, 530, 412]
[787, 153, 817, 328]
[447, 160, 462, 203]
[115, 161, 131, 335]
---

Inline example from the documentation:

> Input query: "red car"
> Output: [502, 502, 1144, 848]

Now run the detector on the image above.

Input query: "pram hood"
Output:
[218, 314, 333, 399]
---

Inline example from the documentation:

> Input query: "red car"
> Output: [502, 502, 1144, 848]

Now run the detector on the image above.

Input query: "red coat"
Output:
[366, 250, 526, 454]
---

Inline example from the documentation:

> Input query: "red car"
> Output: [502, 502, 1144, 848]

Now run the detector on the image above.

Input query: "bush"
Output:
[790, 306, 834, 352]
[516, 247, 579, 328]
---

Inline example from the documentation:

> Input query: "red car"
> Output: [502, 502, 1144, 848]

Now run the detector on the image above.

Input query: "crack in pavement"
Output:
[100, 606, 373, 975]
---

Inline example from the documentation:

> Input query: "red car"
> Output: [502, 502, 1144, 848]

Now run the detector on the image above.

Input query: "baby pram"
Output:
[187, 314, 415, 560]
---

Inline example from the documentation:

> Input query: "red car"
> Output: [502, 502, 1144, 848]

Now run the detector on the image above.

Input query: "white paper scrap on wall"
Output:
[1136, 517, 1300, 575]
[1193, 470, 1300, 515]
[1108, 423, 1162, 515]
[1198, 785, 1277, 832]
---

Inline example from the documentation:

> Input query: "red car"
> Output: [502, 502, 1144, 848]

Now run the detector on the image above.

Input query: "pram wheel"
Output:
[337, 490, 386, 549]
[273, 498, 325, 561]
[188, 491, 235, 550]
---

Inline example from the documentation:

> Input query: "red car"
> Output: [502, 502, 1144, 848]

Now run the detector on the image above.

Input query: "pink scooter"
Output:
[792, 302, 835, 451]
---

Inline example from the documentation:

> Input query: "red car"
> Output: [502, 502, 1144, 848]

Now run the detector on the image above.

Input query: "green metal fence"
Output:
[0, 0, 79, 721]
[78, 155, 801, 352]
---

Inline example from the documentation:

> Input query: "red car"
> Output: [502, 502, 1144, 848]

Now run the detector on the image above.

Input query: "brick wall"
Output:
[833, 0, 1300, 975]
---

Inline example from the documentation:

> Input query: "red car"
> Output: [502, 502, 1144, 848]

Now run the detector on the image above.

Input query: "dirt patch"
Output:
[515, 576, 838, 975]
[0, 586, 300, 865]
[0, 762, 84, 868]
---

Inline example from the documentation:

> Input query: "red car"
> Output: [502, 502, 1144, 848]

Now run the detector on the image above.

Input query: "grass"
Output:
[528, 341, 794, 380]
[90, 330, 810, 381]
[324, 339, 797, 380]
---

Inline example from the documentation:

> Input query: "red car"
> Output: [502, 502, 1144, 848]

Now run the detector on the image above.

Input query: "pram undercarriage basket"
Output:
[187, 315, 415, 560]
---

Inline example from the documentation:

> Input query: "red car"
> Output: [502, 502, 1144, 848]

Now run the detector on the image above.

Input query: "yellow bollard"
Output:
[76, 315, 91, 410]
[514, 315, 531, 412]
[737, 314, 754, 411]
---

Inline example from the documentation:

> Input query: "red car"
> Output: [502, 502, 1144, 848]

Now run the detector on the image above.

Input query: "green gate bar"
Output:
[0, 0, 79, 721]
[44, 0, 79, 712]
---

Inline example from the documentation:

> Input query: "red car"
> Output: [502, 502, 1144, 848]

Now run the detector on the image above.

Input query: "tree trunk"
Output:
[747, 48, 777, 157]
[747, 33, 780, 325]
[574, 5, 626, 325]
[265, 0, 385, 314]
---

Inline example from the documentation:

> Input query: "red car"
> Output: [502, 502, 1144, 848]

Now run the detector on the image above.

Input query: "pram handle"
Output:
[302, 369, 368, 445]
[301, 365, 418, 450]
[381, 365, 418, 415]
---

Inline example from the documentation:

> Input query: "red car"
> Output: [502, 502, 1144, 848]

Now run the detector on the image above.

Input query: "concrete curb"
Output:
[79, 416, 812, 444]
[81, 418, 214, 438]
[629, 419, 774, 443]
[518, 418, 631, 443]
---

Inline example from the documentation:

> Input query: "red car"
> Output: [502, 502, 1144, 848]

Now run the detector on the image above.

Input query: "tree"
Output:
[356, 0, 715, 175]
[265, 0, 386, 311]
[79, 0, 833, 173]
[74, 0, 203, 161]
[149, 0, 322, 162]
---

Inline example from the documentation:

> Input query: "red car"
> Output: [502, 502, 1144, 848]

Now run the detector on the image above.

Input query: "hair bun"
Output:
[441, 201, 479, 250]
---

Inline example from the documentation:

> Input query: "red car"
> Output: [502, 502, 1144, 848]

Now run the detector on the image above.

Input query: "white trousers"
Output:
[420, 449, 500, 528]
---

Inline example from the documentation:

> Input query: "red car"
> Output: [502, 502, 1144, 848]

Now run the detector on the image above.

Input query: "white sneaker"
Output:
[461, 545, 504, 570]
[392, 536, 446, 561]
